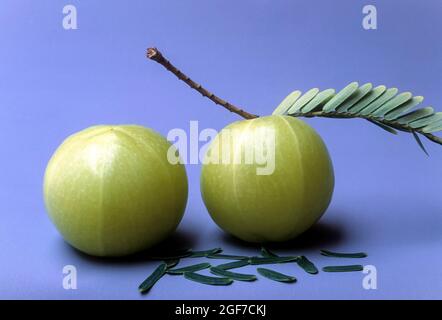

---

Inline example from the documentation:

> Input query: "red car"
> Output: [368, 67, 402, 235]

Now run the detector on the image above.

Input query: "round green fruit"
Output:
[44, 125, 188, 257]
[200, 115, 334, 243]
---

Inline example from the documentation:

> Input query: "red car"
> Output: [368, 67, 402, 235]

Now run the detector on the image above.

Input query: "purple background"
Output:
[1, 0, 442, 299]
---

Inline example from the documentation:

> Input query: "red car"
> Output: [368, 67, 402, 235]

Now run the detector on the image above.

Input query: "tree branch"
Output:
[146, 47, 258, 120]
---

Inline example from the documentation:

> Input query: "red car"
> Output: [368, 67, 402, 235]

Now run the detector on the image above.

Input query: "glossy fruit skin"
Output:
[201, 115, 334, 243]
[44, 125, 188, 257]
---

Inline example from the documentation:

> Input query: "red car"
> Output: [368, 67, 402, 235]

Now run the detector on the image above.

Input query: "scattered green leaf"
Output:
[216, 259, 250, 270]
[148, 248, 192, 260]
[320, 250, 367, 258]
[249, 256, 298, 265]
[190, 248, 222, 258]
[183, 272, 233, 286]
[167, 262, 211, 275]
[322, 265, 364, 272]
[207, 254, 249, 260]
[260, 247, 278, 258]
[296, 256, 318, 274]
[138, 263, 167, 294]
[165, 259, 180, 269]
[210, 267, 257, 282]
[257, 268, 297, 283]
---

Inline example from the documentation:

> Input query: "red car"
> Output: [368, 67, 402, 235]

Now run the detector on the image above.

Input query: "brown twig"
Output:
[146, 47, 258, 120]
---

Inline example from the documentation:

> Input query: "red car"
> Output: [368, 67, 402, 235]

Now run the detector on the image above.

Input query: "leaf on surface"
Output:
[210, 267, 257, 281]
[190, 248, 222, 258]
[148, 249, 192, 260]
[216, 259, 250, 270]
[138, 263, 168, 294]
[322, 265, 364, 272]
[207, 253, 249, 260]
[320, 250, 367, 258]
[183, 272, 233, 286]
[296, 256, 319, 274]
[167, 263, 211, 275]
[260, 247, 278, 258]
[249, 256, 298, 265]
[165, 259, 180, 269]
[257, 268, 297, 283]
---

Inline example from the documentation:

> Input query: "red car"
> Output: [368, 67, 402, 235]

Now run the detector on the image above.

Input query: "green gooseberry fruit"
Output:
[200, 115, 334, 243]
[44, 125, 188, 257]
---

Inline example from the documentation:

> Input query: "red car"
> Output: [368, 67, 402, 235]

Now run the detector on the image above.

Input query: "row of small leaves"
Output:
[273, 82, 442, 154]
[138, 248, 368, 294]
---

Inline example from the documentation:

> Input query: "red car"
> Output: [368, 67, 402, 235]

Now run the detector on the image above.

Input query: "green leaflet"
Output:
[360, 88, 399, 116]
[348, 85, 386, 114]
[322, 265, 364, 272]
[165, 259, 180, 269]
[260, 247, 278, 258]
[190, 248, 222, 258]
[287, 88, 319, 114]
[257, 268, 297, 283]
[207, 254, 249, 260]
[167, 263, 211, 275]
[249, 256, 298, 265]
[296, 256, 319, 274]
[138, 263, 167, 294]
[320, 250, 367, 258]
[301, 88, 335, 113]
[336, 83, 372, 113]
[272, 90, 301, 115]
[323, 82, 359, 112]
[384, 96, 424, 120]
[396, 107, 434, 125]
[276, 82, 442, 152]
[149, 248, 192, 260]
[412, 131, 429, 156]
[216, 259, 250, 270]
[210, 267, 257, 282]
[423, 119, 442, 133]
[409, 112, 442, 129]
[183, 272, 233, 286]
[367, 119, 397, 135]
[372, 92, 412, 118]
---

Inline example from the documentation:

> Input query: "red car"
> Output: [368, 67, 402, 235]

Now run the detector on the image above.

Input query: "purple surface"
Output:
[1, 0, 442, 299]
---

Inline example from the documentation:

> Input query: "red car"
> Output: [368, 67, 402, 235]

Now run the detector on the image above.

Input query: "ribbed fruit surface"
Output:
[201, 115, 334, 243]
[44, 125, 188, 257]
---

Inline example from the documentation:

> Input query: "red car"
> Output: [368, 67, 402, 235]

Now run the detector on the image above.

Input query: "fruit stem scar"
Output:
[146, 47, 259, 120]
